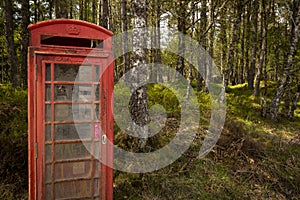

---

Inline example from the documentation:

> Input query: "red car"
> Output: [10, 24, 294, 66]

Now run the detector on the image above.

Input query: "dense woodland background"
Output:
[0, 0, 299, 120]
[0, 0, 300, 199]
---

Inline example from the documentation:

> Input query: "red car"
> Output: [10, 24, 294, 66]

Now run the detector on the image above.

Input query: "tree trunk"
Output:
[219, 3, 227, 90]
[239, 5, 246, 84]
[121, 0, 130, 75]
[101, 0, 109, 28]
[274, 46, 280, 81]
[261, 5, 269, 118]
[79, 0, 83, 20]
[109, 3, 115, 31]
[175, 0, 188, 78]
[98, 0, 101, 25]
[155, 0, 163, 82]
[149, 0, 157, 82]
[33, 0, 39, 22]
[175, 31, 185, 77]
[69, 0, 73, 19]
[270, 1, 300, 120]
[3, 0, 20, 87]
[130, 0, 149, 148]
[244, 2, 251, 84]
[248, 0, 258, 90]
[283, 81, 292, 115]
[225, 0, 242, 89]
[197, 0, 207, 91]
[49, 0, 53, 19]
[288, 84, 300, 118]
[232, 1, 243, 86]
[55, 0, 68, 18]
[254, 0, 267, 96]
[84, 0, 89, 21]
[21, 0, 30, 87]
[186, 2, 195, 106]
[261, 47, 268, 118]
[207, 0, 215, 90]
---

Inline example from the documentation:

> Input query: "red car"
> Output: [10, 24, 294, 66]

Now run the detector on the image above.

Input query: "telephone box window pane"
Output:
[54, 64, 92, 82]
[54, 124, 91, 141]
[94, 162, 99, 178]
[94, 104, 100, 120]
[46, 105, 52, 122]
[94, 178, 99, 196]
[54, 64, 79, 82]
[54, 180, 91, 199]
[46, 64, 51, 81]
[77, 66, 92, 82]
[45, 144, 52, 162]
[45, 184, 52, 200]
[93, 142, 100, 159]
[54, 104, 72, 121]
[94, 65, 100, 82]
[45, 164, 51, 182]
[72, 104, 92, 121]
[45, 125, 51, 141]
[77, 124, 92, 139]
[54, 104, 94, 122]
[54, 161, 91, 180]
[49, 84, 97, 103]
[54, 84, 74, 102]
[54, 142, 91, 161]
[73, 85, 92, 102]
[95, 84, 100, 101]
[45, 84, 51, 101]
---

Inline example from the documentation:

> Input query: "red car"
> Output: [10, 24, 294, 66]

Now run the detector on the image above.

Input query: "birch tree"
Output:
[254, 0, 268, 96]
[270, 0, 300, 120]
[130, 0, 149, 148]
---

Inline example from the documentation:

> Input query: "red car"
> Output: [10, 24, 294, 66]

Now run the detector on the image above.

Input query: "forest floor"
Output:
[0, 83, 299, 199]
[114, 83, 300, 200]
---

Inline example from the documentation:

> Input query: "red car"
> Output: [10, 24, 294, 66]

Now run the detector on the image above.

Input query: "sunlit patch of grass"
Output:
[227, 82, 248, 89]
[295, 108, 300, 118]
[252, 102, 261, 109]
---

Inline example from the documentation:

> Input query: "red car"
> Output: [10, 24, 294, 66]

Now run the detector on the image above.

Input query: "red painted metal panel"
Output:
[28, 19, 113, 50]
[28, 20, 114, 200]
[106, 53, 114, 199]
[28, 47, 37, 200]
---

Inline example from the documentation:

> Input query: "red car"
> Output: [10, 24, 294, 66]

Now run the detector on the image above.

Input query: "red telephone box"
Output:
[28, 19, 114, 200]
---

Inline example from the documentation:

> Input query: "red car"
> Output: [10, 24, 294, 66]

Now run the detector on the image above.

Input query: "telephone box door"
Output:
[34, 53, 113, 200]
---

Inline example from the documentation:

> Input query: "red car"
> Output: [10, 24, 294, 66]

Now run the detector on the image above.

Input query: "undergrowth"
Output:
[0, 84, 28, 200]
[0, 82, 299, 199]
[114, 83, 300, 200]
